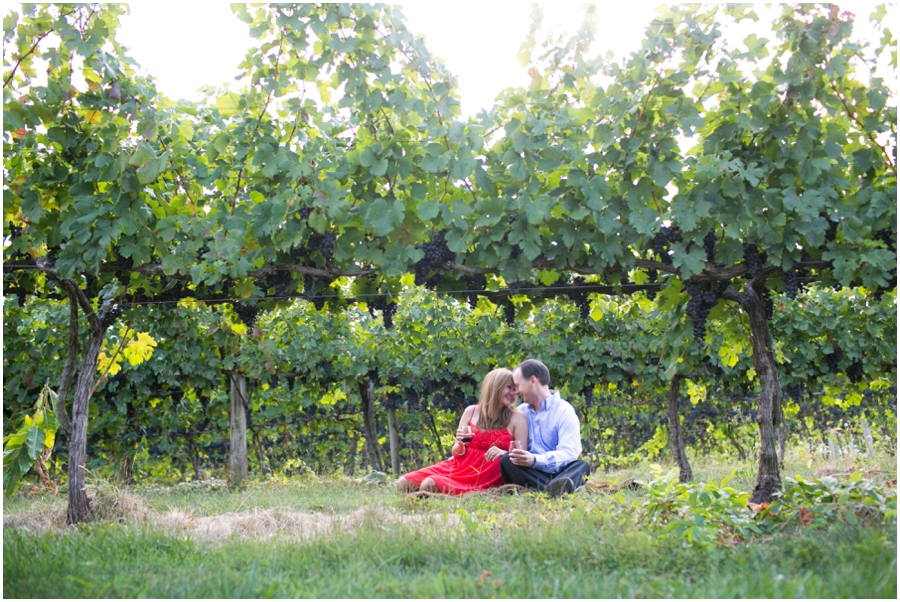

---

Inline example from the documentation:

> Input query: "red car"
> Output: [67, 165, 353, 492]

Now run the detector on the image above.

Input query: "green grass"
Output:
[4, 516, 895, 598]
[4, 452, 897, 598]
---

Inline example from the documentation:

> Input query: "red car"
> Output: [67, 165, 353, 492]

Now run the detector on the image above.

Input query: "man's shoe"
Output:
[546, 477, 574, 498]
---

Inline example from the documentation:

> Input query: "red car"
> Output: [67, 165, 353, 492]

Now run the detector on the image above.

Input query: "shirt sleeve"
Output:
[531, 405, 582, 473]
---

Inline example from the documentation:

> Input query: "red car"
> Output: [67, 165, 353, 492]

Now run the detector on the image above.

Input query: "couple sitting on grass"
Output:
[396, 359, 591, 498]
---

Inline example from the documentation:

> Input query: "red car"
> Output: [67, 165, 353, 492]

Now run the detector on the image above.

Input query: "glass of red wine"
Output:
[461, 426, 474, 443]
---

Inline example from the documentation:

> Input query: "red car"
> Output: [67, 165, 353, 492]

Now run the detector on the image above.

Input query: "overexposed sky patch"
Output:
[116, 2, 893, 115]
[117, 2, 657, 116]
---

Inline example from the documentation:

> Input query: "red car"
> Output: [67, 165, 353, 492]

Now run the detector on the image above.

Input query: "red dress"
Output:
[402, 420, 512, 494]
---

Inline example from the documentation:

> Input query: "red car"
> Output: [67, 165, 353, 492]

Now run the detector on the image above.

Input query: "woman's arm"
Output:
[451, 405, 476, 456]
[457, 405, 475, 431]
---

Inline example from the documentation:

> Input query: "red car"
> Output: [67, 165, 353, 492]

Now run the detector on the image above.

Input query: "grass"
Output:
[4, 451, 897, 598]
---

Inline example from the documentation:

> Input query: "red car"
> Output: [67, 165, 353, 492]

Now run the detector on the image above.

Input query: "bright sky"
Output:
[114, 2, 892, 117]
[116, 2, 658, 117]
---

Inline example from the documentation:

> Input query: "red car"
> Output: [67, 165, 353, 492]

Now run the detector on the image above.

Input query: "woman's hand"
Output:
[484, 445, 505, 462]
[454, 428, 468, 446]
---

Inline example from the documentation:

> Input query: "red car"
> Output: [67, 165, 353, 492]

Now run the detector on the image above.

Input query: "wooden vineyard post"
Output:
[387, 407, 400, 476]
[230, 373, 249, 486]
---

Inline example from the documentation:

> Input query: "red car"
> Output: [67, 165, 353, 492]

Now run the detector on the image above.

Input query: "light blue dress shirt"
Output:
[518, 390, 583, 473]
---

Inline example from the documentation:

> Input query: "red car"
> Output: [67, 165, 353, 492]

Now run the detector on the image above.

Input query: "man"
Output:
[500, 358, 591, 497]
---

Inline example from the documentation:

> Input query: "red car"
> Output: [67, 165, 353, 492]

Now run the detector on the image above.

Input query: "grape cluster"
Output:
[170, 387, 184, 409]
[646, 269, 658, 301]
[702, 355, 724, 378]
[299, 205, 313, 222]
[414, 230, 455, 287]
[507, 280, 534, 295]
[303, 275, 331, 310]
[157, 278, 183, 309]
[509, 244, 522, 259]
[742, 243, 765, 278]
[846, 360, 864, 384]
[286, 375, 296, 391]
[381, 390, 405, 410]
[197, 237, 213, 262]
[502, 299, 516, 326]
[317, 360, 333, 380]
[265, 270, 295, 298]
[368, 295, 398, 330]
[823, 213, 839, 242]
[44, 246, 58, 267]
[649, 226, 682, 264]
[308, 232, 336, 261]
[582, 385, 594, 406]
[268, 374, 279, 390]
[7, 221, 23, 239]
[98, 303, 123, 328]
[16, 285, 26, 307]
[232, 302, 260, 328]
[823, 345, 843, 374]
[782, 266, 799, 300]
[465, 273, 486, 309]
[685, 283, 719, 344]
[874, 228, 895, 253]
[783, 384, 803, 404]
[702, 230, 717, 263]
[569, 276, 590, 319]
[219, 277, 235, 297]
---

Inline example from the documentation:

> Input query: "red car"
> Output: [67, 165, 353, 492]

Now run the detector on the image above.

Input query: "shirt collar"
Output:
[525, 389, 558, 413]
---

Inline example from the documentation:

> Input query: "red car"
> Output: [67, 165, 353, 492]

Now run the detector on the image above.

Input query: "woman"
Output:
[396, 368, 527, 494]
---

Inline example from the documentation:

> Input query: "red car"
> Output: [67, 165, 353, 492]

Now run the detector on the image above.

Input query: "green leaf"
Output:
[216, 93, 241, 116]
[510, 157, 528, 182]
[136, 150, 170, 185]
[522, 196, 551, 225]
[538, 269, 559, 286]
[371, 157, 389, 177]
[24, 426, 44, 460]
[417, 200, 440, 221]
[128, 143, 156, 168]
[365, 197, 405, 236]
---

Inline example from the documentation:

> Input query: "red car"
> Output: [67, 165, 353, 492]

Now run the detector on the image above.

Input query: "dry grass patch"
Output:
[154, 505, 462, 542]
[4, 488, 464, 542]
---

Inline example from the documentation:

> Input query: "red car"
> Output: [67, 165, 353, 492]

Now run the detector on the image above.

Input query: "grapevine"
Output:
[413, 230, 455, 287]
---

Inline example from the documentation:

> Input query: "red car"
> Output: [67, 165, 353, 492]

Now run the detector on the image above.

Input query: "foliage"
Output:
[3, 384, 59, 496]
[636, 466, 897, 550]
[3, 463, 897, 597]
[2, 3, 897, 508]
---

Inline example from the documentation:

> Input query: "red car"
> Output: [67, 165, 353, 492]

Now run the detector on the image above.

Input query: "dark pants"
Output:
[500, 454, 591, 491]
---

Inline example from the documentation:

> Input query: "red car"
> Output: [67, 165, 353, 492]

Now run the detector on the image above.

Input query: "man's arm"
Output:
[531, 406, 582, 473]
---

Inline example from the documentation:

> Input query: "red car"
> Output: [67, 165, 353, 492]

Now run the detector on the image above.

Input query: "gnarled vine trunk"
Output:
[55, 294, 79, 435]
[57, 280, 106, 525]
[666, 375, 692, 482]
[726, 281, 782, 504]
[358, 378, 383, 472]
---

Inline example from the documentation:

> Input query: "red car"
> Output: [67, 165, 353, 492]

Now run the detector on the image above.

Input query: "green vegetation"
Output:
[5, 454, 896, 598]
[3, 2, 896, 520]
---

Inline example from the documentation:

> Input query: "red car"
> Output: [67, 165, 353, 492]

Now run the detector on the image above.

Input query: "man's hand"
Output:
[508, 447, 535, 467]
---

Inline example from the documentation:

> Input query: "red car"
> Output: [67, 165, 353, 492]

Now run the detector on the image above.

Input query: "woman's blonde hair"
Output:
[475, 368, 514, 431]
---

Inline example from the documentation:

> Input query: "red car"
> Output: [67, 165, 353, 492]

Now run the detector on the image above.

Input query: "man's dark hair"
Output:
[516, 359, 550, 386]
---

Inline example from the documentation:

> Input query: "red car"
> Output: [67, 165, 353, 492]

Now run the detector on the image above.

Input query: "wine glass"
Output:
[509, 440, 524, 452]
[461, 425, 474, 443]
